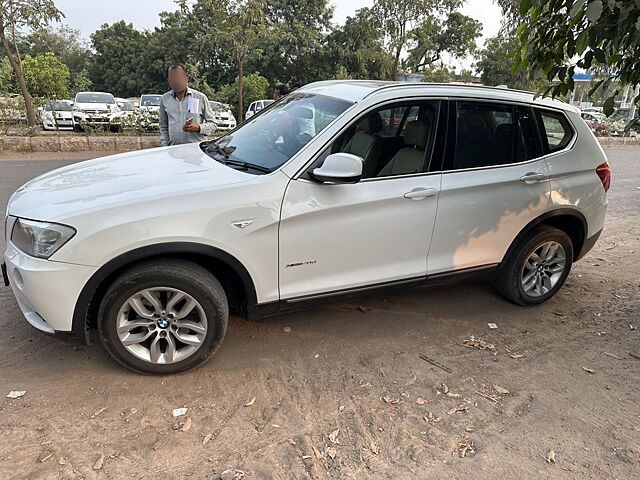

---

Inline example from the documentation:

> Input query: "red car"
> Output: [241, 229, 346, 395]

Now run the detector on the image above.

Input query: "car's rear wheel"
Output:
[98, 259, 228, 374]
[495, 225, 573, 306]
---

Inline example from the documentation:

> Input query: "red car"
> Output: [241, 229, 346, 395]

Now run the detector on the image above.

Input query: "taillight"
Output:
[596, 161, 611, 193]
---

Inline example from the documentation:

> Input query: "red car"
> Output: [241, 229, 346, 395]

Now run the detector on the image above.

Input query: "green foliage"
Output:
[0, 56, 15, 93]
[324, 7, 393, 80]
[373, 0, 466, 79]
[22, 52, 70, 99]
[90, 21, 148, 97]
[420, 66, 453, 83]
[18, 25, 91, 93]
[475, 33, 546, 91]
[512, 0, 640, 115]
[218, 72, 269, 118]
[406, 11, 482, 72]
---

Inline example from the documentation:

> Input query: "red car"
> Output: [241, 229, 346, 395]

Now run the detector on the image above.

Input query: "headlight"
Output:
[11, 218, 76, 259]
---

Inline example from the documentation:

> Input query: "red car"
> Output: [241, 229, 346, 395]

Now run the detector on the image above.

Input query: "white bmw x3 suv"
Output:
[2, 81, 609, 374]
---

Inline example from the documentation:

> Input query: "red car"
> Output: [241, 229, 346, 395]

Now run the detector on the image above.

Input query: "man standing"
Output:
[159, 64, 217, 146]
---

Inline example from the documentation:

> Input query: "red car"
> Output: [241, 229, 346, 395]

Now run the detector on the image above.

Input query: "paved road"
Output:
[0, 148, 638, 479]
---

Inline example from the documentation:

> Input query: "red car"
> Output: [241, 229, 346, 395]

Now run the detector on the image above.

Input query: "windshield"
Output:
[141, 95, 162, 107]
[118, 101, 135, 111]
[75, 93, 115, 104]
[209, 101, 222, 111]
[209, 93, 352, 173]
[45, 102, 73, 111]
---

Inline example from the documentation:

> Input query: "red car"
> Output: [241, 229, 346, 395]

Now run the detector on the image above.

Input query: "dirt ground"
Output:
[0, 148, 638, 480]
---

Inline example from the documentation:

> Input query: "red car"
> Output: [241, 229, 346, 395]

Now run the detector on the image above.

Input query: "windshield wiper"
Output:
[219, 158, 272, 173]
[202, 142, 272, 173]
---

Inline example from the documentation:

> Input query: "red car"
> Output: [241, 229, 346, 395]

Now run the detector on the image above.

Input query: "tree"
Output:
[258, 0, 333, 83]
[22, 52, 69, 98]
[475, 33, 546, 91]
[420, 65, 453, 83]
[512, 0, 640, 115]
[406, 12, 481, 72]
[218, 72, 269, 118]
[324, 7, 393, 80]
[0, 0, 63, 125]
[90, 21, 148, 97]
[373, 0, 462, 80]
[18, 25, 91, 94]
[218, 0, 268, 122]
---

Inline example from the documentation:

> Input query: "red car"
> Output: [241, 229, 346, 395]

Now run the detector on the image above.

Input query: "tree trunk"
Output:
[392, 46, 402, 81]
[0, 23, 36, 126]
[238, 59, 244, 123]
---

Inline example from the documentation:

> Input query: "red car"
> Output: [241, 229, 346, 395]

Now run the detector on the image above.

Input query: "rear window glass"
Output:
[536, 109, 573, 153]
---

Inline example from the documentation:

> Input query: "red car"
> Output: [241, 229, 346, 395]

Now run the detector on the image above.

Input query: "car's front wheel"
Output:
[495, 225, 573, 306]
[98, 259, 228, 374]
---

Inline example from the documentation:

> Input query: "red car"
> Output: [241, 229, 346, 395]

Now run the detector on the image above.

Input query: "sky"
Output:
[54, 0, 503, 71]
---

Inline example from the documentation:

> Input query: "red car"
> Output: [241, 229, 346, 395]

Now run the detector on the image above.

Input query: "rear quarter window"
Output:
[535, 109, 573, 153]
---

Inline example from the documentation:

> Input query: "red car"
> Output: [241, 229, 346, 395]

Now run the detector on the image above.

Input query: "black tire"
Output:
[98, 259, 228, 374]
[495, 225, 573, 306]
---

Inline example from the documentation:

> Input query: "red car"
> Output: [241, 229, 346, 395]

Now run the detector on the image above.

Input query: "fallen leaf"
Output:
[630, 353, 640, 360]
[546, 449, 556, 463]
[202, 433, 213, 445]
[493, 385, 510, 395]
[446, 392, 462, 398]
[328, 428, 340, 444]
[370, 441, 380, 455]
[462, 336, 496, 352]
[510, 354, 524, 359]
[582, 366, 595, 374]
[302, 455, 312, 460]
[442, 384, 449, 394]
[416, 397, 428, 405]
[93, 454, 105, 470]
[325, 446, 337, 459]
[244, 397, 256, 407]
[180, 417, 192, 432]
[312, 445, 324, 460]
[39, 452, 53, 463]
[457, 435, 476, 458]
[447, 405, 468, 415]
[91, 407, 108, 419]
[382, 395, 403, 405]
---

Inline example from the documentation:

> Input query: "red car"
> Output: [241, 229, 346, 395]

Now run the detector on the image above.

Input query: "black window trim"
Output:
[441, 97, 577, 174]
[293, 96, 450, 182]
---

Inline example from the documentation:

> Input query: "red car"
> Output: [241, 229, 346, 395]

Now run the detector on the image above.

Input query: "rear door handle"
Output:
[404, 187, 438, 200]
[519, 172, 549, 184]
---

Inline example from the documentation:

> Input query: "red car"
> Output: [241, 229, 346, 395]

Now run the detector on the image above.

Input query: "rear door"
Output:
[428, 100, 551, 274]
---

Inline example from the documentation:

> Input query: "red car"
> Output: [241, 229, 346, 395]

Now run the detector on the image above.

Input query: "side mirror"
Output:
[310, 152, 363, 184]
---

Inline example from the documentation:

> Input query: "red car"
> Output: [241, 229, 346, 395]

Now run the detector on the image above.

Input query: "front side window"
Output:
[310, 100, 441, 179]
[536, 109, 573, 153]
[207, 93, 352, 173]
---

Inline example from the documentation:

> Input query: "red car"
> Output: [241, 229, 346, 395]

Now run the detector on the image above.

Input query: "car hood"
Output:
[7, 143, 254, 222]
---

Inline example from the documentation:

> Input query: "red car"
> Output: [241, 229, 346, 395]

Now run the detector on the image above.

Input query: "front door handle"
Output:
[519, 172, 549, 184]
[404, 187, 438, 200]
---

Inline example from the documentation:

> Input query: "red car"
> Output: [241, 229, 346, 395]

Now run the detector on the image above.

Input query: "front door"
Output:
[278, 99, 445, 300]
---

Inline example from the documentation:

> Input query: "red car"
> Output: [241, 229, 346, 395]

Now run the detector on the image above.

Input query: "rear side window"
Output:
[535, 109, 573, 153]
[515, 106, 543, 162]
[453, 101, 515, 170]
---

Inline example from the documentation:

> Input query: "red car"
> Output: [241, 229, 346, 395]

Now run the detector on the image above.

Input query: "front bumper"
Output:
[3, 242, 97, 333]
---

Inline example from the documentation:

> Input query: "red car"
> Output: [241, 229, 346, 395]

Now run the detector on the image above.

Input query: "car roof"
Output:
[299, 80, 577, 113]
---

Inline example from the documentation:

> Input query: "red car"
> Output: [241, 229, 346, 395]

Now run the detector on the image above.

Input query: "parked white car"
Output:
[209, 101, 237, 131]
[3, 81, 609, 374]
[245, 99, 274, 119]
[40, 100, 75, 131]
[139, 94, 162, 129]
[73, 92, 122, 131]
